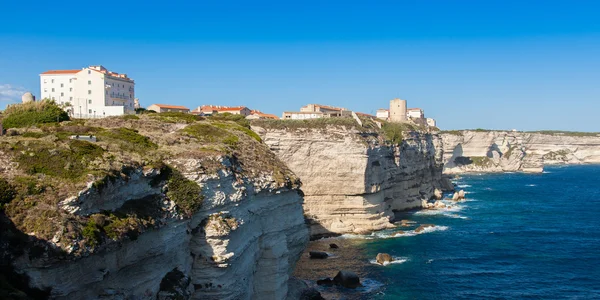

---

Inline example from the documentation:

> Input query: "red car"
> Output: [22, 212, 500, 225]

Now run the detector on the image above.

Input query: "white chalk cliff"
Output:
[8, 160, 308, 300]
[253, 126, 453, 238]
[441, 131, 600, 173]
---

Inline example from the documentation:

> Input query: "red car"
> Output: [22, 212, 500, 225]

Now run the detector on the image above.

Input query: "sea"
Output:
[293, 165, 600, 299]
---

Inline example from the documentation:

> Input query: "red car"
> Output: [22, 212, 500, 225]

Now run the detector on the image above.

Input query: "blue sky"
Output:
[1, 0, 599, 131]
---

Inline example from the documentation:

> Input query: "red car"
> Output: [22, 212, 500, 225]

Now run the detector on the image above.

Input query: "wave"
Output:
[456, 184, 471, 188]
[526, 184, 537, 187]
[369, 257, 408, 266]
[338, 225, 449, 240]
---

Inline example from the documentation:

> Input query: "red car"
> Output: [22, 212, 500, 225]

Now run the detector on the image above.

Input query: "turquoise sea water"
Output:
[305, 165, 600, 299]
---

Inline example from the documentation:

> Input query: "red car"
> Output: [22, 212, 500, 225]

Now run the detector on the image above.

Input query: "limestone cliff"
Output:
[0, 114, 308, 299]
[441, 130, 600, 173]
[252, 120, 453, 238]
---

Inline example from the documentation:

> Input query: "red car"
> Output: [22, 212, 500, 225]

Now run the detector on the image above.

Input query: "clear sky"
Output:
[1, 0, 599, 131]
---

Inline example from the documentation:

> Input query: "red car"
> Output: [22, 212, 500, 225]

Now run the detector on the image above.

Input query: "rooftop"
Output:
[150, 104, 190, 110]
[40, 70, 80, 75]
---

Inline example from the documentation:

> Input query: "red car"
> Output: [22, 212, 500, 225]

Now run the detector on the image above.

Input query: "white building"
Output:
[40, 65, 135, 118]
[426, 118, 436, 127]
[407, 108, 424, 119]
[282, 111, 323, 120]
[376, 108, 389, 120]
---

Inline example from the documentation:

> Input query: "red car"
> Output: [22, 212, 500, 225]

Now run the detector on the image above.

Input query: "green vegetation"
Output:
[211, 121, 261, 142]
[0, 178, 16, 206]
[543, 149, 571, 160]
[182, 123, 238, 145]
[251, 117, 362, 130]
[96, 127, 157, 152]
[470, 156, 493, 167]
[209, 112, 250, 127]
[120, 114, 139, 120]
[21, 132, 47, 138]
[82, 219, 101, 248]
[381, 122, 404, 144]
[167, 169, 203, 217]
[1, 100, 69, 128]
[530, 130, 600, 137]
[150, 112, 200, 123]
[15, 139, 104, 179]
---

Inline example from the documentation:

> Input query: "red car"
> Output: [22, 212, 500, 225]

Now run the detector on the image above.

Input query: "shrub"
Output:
[251, 117, 361, 131]
[0, 179, 16, 206]
[16, 140, 104, 179]
[82, 219, 101, 248]
[2, 100, 69, 128]
[167, 170, 203, 217]
[209, 113, 250, 127]
[381, 122, 407, 144]
[212, 122, 261, 142]
[182, 123, 239, 146]
[121, 114, 139, 120]
[97, 128, 157, 152]
[151, 112, 200, 123]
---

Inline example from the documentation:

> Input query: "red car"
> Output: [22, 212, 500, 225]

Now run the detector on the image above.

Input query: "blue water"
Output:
[314, 165, 600, 299]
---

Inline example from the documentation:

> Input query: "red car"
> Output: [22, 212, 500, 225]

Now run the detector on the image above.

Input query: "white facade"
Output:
[40, 65, 135, 118]
[426, 118, 436, 127]
[376, 109, 389, 120]
[407, 108, 424, 119]
[282, 112, 323, 120]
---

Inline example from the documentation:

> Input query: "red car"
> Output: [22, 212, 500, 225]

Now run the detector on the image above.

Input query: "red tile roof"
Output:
[200, 105, 248, 112]
[151, 104, 190, 110]
[250, 110, 279, 119]
[40, 70, 80, 75]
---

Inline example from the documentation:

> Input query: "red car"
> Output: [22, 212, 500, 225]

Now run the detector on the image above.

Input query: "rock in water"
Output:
[333, 270, 361, 288]
[415, 224, 435, 233]
[300, 288, 325, 300]
[376, 253, 393, 265]
[434, 188, 443, 200]
[458, 189, 466, 199]
[329, 243, 339, 249]
[452, 192, 460, 201]
[309, 251, 329, 259]
[316, 278, 334, 286]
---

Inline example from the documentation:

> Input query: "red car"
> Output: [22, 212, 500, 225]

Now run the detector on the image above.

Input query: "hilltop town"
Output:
[2, 65, 437, 131]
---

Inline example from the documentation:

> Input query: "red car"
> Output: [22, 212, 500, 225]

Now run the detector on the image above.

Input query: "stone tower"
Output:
[389, 98, 407, 122]
[21, 92, 35, 104]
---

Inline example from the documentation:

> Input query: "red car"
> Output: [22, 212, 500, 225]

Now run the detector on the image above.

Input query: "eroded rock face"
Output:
[11, 160, 309, 300]
[441, 131, 600, 173]
[254, 126, 451, 238]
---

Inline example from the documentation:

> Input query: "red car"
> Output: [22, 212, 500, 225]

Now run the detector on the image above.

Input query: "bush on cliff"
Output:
[2, 100, 69, 129]
[381, 122, 405, 144]
[0, 179, 17, 207]
[167, 169, 204, 217]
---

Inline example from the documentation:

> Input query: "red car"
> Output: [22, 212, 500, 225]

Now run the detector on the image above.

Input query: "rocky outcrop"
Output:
[253, 125, 452, 238]
[9, 161, 308, 300]
[441, 131, 600, 173]
[376, 253, 393, 265]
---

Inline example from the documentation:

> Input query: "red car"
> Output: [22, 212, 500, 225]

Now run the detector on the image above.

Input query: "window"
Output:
[44, 79, 47, 83]
[88, 99, 92, 104]
[51, 79, 54, 83]
[61, 83, 64, 87]
[70, 97, 73, 101]
[61, 92, 64, 96]
[89, 109, 92, 114]
[70, 88, 72, 92]
[52, 88, 55, 92]
[88, 70, 91, 74]
[44, 88, 47, 92]
[69, 79, 72, 83]
[88, 80, 91, 85]
[88, 90, 91, 95]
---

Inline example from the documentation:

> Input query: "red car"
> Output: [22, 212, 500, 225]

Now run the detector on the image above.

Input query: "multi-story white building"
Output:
[407, 108, 424, 119]
[40, 65, 135, 118]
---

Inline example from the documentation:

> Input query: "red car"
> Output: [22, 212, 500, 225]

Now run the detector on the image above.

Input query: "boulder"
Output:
[458, 190, 466, 199]
[434, 188, 443, 200]
[333, 270, 361, 289]
[452, 192, 459, 201]
[300, 287, 325, 300]
[329, 243, 339, 249]
[415, 224, 435, 233]
[316, 278, 334, 286]
[309, 251, 328, 259]
[400, 219, 416, 227]
[433, 200, 445, 209]
[376, 253, 393, 265]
